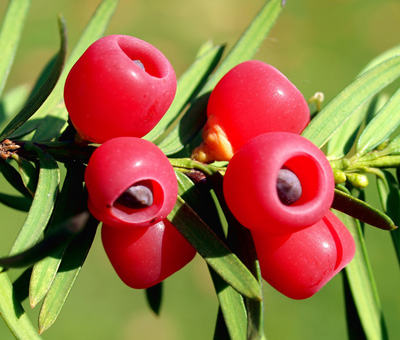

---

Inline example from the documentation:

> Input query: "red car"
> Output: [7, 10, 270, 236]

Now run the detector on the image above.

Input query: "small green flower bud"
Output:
[346, 173, 369, 188]
[333, 169, 347, 184]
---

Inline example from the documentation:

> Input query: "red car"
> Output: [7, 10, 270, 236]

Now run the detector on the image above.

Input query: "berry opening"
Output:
[282, 155, 320, 206]
[115, 180, 154, 209]
[112, 179, 164, 225]
[277, 168, 302, 205]
[117, 36, 168, 78]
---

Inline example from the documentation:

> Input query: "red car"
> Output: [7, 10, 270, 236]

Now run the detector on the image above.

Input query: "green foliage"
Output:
[0, 15, 67, 142]
[0, 0, 30, 97]
[156, 0, 284, 156]
[336, 211, 388, 340]
[0, 0, 399, 339]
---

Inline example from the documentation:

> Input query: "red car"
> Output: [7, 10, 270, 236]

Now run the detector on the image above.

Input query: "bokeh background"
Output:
[0, 0, 399, 339]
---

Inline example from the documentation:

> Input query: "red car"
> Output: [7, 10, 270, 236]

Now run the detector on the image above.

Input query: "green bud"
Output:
[333, 169, 347, 184]
[346, 173, 369, 188]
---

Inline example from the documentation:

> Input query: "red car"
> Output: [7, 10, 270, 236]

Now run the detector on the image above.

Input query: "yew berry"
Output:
[85, 137, 178, 228]
[252, 210, 356, 299]
[192, 60, 310, 162]
[102, 219, 196, 289]
[223, 132, 334, 234]
[64, 35, 177, 143]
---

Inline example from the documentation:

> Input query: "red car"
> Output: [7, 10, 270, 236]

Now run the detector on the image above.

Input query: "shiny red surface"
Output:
[64, 35, 176, 143]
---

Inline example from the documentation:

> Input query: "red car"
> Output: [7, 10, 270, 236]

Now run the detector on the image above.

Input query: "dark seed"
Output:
[277, 169, 302, 205]
[116, 182, 153, 209]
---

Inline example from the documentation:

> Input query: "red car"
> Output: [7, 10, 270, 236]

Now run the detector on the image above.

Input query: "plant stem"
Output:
[13, 140, 96, 164]
[169, 157, 227, 176]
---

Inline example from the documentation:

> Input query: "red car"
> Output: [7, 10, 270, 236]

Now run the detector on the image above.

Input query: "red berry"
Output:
[192, 60, 310, 162]
[85, 137, 177, 228]
[252, 210, 356, 299]
[64, 35, 177, 143]
[102, 219, 196, 289]
[223, 132, 334, 234]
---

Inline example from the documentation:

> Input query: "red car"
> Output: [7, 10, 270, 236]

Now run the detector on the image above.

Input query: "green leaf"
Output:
[214, 308, 232, 340]
[0, 272, 42, 340]
[209, 270, 247, 340]
[158, 0, 284, 155]
[30, 163, 86, 308]
[168, 196, 262, 301]
[175, 163, 263, 334]
[376, 170, 400, 265]
[13, 155, 39, 196]
[201, 0, 284, 92]
[327, 93, 388, 160]
[356, 86, 400, 156]
[0, 0, 31, 97]
[229, 228, 263, 340]
[7, 145, 60, 257]
[244, 265, 264, 340]
[334, 211, 388, 340]
[379, 133, 400, 156]
[157, 94, 209, 156]
[360, 44, 400, 74]
[302, 54, 400, 148]
[0, 159, 32, 197]
[206, 171, 264, 340]
[31, 0, 119, 135]
[331, 188, 397, 231]
[349, 154, 400, 169]
[175, 171, 250, 339]
[0, 15, 67, 141]
[363, 93, 390, 126]
[342, 270, 367, 340]
[326, 44, 400, 158]
[175, 174, 250, 340]
[31, 111, 68, 142]
[144, 41, 225, 143]
[0, 212, 89, 269]
[326, 103, 366, 160]
[8, 119, 41, 140]
[175, 167, 226, 236]
[38, 216, 98, 334]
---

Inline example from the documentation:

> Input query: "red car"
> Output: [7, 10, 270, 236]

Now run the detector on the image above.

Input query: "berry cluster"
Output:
[64, 35, 195, 289]
[196, 60, 356, 299]
[65, 36, 355, 298]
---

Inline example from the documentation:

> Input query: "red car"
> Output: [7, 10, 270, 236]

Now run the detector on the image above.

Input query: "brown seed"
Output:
[277, 169, 302, 205]
[116, 182, 153, 209]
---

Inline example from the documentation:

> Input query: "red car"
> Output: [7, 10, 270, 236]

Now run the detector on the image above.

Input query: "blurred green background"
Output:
[0, 0, 399, 339]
